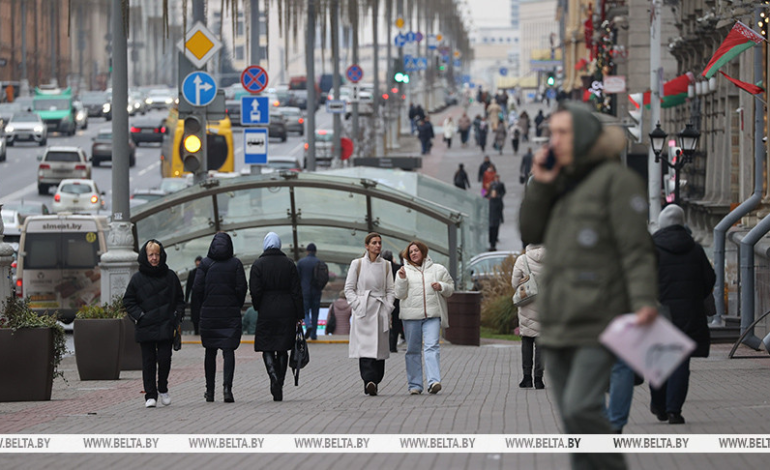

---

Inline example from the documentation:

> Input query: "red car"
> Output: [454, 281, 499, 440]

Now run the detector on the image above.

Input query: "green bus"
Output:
[33, 87, 77, 136]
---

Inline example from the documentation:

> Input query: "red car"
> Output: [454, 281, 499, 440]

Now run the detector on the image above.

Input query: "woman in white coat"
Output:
[511, 244, 545, 389]
[344, 232, 396, 396]
[443, 116, 456, 149]
[395, 240, 454, 395]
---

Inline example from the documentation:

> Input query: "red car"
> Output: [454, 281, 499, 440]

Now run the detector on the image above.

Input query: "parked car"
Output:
[145, 88, 175, 110]
[37, 146, 91, 195]
[225, 100, 241, 126]
[52, 179, 106, 214]
[304, 129, 336, 167]
[261, 155, 304, 174]
[0, 208, 23, 240]
[5, 112, 47, 146]
[72, 101, 89, 130]
[80, 91, 112, 119]
[0, 102, 23, 131]
[91, 129, 136, 167]
[130, 118, 166, 145]
[465, 250, 519, 290]
[0, 200, 51, 221]
[130, 188, 167, 207]
[128, 90, 148, 115]
[276, 107, 305, 135]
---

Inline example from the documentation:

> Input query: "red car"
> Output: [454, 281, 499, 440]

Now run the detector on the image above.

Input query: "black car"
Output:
[91, 129, 136, 167]
[225, 100, 241, 126]
[80, 92, 112, 120]
[130, 118, 166, 145]
[259, 111, 287, 142]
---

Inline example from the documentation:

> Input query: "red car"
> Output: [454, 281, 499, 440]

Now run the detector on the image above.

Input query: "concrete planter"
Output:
[74, 318, 124, 380]
[444, 291, 481, 346]
[0, 328, 55, 401]
[120, 316, 142, 371]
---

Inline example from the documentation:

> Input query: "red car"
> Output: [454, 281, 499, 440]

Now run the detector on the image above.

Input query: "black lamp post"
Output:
[649, 122, 701, 205]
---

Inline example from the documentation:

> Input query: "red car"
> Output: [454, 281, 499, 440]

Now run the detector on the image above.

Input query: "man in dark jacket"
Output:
[297, 243, 322, 340]
[453, 163, 471, 190]
[534, 110, 545, 137]
[123, 239, 185, 408]
[184, 255, 203, 334]
[520, 103, 658, 470]
[192, 232, 247, 403]
[250, 232, 305, 401]
[488, 188, 504, 251]
[408, 103, 417, 135]
[520, 147, 533, 184]
[478, 155, 492, 183]
[651, 204, 716, 425]
[417, 115, 435, 155]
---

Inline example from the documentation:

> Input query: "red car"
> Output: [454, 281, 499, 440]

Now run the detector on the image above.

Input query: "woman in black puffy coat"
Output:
[249, 232, 304, 401]
[192, 232, 247, 403]
[123, 239, 185, 409]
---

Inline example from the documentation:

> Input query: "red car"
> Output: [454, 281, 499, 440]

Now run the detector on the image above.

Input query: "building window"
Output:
[237, 21, 244, 37]
[235, 46, 245, 61]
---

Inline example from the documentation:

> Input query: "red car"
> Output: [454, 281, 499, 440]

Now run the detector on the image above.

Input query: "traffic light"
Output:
[546, 72, 555, 87]
[182, 114, 206, 173]
[626, 93, 643, 143]
[394, 72, 410, 84]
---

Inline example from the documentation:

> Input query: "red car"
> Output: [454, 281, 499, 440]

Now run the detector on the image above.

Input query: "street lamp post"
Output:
[649, 122, 701, 205]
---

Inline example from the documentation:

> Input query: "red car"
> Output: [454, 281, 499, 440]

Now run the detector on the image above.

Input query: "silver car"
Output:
[37, 146, 92, 195]
[277, 107, 305, 135]
[5, 113, 47, 146]
[52, 179, 106, 214]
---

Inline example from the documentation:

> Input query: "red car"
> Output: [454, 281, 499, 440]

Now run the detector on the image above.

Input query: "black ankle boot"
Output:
[273, 352, 288, 402]
[534, 376, 545, 389]
[519, 375, 533, 388]
[223, 386, 234, 403]
[204, 389, 214, 402]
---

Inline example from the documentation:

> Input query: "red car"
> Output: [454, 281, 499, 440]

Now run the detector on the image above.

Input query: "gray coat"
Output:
[344, 255, 395, 360]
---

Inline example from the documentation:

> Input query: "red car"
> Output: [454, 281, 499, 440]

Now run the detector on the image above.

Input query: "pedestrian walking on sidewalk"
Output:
[519, 111, 530, 142]
[184, 255, 203, 335]
[408, 103, 418, 135]
[482, 164, 497, 198]
[493, 121, 507, 154]
[443, 116, 455, 148]
[477, 116, 489, 152]
[344, 232, 396, 396]
[454, 163, 471, 190]
[123, 239, 185, 409]
[512, 244, 545, 389]
[417, 116, 435, 155]
[487, 100, 502, 131]
[297, 243, 323, 340]
[478, 155, 493, 183]
[510, 125, 520, 154]
[650, 204, 716, 425]
[520, 102, 658, 470]
[458, 112, 472, 146]
[382, 250, 403, 354]
[250, 232, 305, 402]
[488, 188, 504, 250]
[395, 240, 454, 395]
[192, 232, 248, 403]
[534, 110, 545, 138]
[520, 147, 533, 184]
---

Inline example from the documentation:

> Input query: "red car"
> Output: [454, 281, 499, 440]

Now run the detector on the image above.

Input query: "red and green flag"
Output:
[702, 21, 764, 79]
[719, 70, 764, 95]
[642, 74, 693, 109]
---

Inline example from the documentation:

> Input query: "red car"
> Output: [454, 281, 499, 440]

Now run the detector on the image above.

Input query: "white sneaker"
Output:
[159, 392, 171, 406]
[145, 398, 157, 408]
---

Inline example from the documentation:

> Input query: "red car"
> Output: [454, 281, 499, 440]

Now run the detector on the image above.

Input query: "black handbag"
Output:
[289, 324, 310, 386]
[172, 325, 182, 351]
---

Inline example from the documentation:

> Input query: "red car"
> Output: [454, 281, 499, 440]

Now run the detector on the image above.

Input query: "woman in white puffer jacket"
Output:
[512, 244, 545, 389]
[395, 240, 454, 395]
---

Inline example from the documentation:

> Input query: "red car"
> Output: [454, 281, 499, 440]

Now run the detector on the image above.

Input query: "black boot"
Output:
[263, 352, 281, 401]
[204, 389, 214, 402]
[223, 386, 234, 403]
[519, 375, 533, 388]
[274, 352, 289, 402]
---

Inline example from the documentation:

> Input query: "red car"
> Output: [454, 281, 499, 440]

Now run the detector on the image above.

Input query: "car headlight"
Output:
[164, 98, 172, 104]
[103, 103, 111, 112]
[33, 125, 44, 132]
[133, 103, 140, 109]
[146, 98, 153, 104]
[77, 111, 86, 120]
[5, 126, 14, 133]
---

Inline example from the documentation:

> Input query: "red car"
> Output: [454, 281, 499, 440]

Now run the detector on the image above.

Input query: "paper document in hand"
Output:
[599, 314, 695, 389]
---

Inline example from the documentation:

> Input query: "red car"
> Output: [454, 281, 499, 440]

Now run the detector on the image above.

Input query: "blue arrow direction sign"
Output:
[182, 71, 217, 107]
[240, 96, 270, 125]
[454, 59, 462, 68]
[405, 31, 416, 43]
[499, 67, 508, 76]
[394, 33, 407, 48]
[244, 128, 269, 165]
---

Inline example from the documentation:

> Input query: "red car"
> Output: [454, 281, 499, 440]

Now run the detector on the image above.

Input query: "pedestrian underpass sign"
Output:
[244, 128, 268, 165]
[240, 96, 270, 125]
[181, 71, 217, 107]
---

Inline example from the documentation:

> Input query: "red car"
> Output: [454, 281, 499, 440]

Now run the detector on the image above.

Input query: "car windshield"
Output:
[33, 99, 70, 111]
[46, 152, 81, 162]
[81, 93, 108, 104]
[1, 211, 18, 225]
[1, 203, 47, 216]
[149, 90, 171, 97]
[11, 114, 40, 123]
[60, 183, 94, 195]
[96, 131, 112, 140]
[282, 109, 300, 116]
[316, 131, 333, 142]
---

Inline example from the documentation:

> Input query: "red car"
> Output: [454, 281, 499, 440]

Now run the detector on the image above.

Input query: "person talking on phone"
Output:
[519, 102, 658, 470]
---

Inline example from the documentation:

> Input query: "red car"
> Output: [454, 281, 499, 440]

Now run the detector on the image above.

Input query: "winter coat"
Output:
[297, 253, 322, 297]
[443, 118, 455, 139]
[482, 168, 497, 193]
[519, 103, 658, 348]
[653, 225, 716, 357]
[123, 240, 185, 344]
[494, 123, 507, 147]
[487, 102, 502, 130]
[454, 169, 471, 189]
[458, 115, 472, 131]
[344, 254, 395, 360]
[191, 233, 247, 350]
[418, 120, 435, 142]
[328, 298, 353, 335]
[489, 196, 504, 228]
[394, 257, 454, 325]
[520, 151, 533, 180]
[250, 248, 305, 352]
[512, 246, 545, 337]
[184, 266, 200, 324]
[478, 160, 492, 182]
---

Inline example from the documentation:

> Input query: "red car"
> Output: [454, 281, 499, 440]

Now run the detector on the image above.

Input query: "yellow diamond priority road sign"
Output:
[176, 22, 223, 69]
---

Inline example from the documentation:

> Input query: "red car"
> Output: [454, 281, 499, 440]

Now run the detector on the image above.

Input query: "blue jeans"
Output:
[605, 359, 635, 431]
[403, 317, 441, 391]
[303, 293, 321, 339]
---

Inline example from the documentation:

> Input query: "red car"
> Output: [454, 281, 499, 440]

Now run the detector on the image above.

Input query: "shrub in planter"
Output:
[74, 297, 125, 380]
[0, 297, 67, 402]
[480, 254, 519, 335]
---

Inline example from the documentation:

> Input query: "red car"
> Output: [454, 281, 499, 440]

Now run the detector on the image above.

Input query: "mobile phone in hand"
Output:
[542, 148, 557, 170]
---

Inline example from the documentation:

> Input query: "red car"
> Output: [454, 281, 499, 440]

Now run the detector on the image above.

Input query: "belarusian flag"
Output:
[642, 74, 693, 109]
[702, 21, 764, 79]
[719, 70, 764, 95]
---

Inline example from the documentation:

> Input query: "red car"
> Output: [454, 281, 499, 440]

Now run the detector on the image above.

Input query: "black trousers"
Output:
[140, 340, 173, 400]
[205, 348, 235, 390]
[389, 304, 403, 352]
[650, 356, 690, 414]
[521, 336, 543, 377]
[489, 225, 500, 249]
[359, 358, 385, 385]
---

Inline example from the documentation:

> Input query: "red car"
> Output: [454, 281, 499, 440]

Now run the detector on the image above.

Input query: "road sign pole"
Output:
[352, 13, 360, 160]
[306, 0, 317, 171]
[331, 0, 342, 164]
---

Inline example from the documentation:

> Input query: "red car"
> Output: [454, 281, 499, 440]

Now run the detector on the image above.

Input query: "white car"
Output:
[5, 113, 48, 146]
[52, 179, 106, 214]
